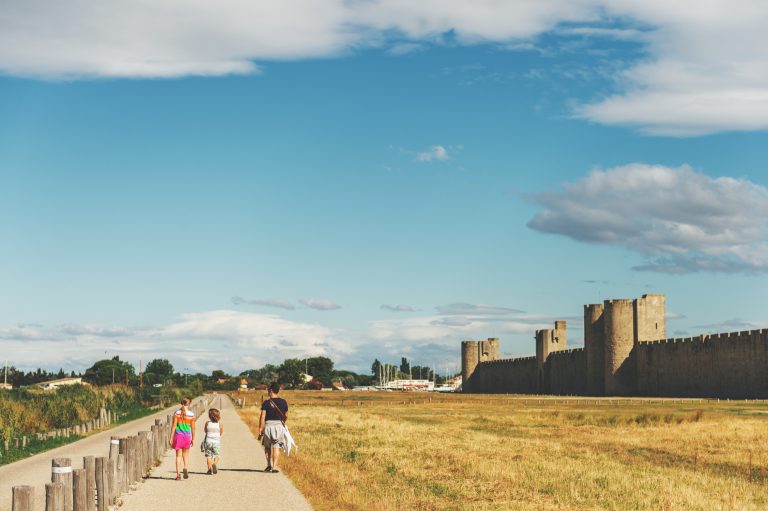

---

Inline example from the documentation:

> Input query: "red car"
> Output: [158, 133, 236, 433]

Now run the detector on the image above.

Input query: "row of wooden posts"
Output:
[3, 408, 119, 453]
[10, 397, 211, 511]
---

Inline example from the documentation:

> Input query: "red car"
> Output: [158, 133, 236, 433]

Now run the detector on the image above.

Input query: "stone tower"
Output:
[461, 338, 500, 392]
[602, 294, 666, 395]
[584, 303, 605, 396]
[634, 294, 666, 342]
[535, 321, 567, 391]
[603, 299, 635, 395]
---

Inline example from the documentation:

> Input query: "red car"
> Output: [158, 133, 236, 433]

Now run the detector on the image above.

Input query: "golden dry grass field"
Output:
[235, 391, 768, 511]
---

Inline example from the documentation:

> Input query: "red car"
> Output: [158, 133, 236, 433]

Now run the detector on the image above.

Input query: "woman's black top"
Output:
[261, 397, 288, 421]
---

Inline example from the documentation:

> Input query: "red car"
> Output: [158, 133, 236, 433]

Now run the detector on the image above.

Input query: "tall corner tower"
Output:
[603, 299, 636, 395]
[584, 303, 605, 395]
[461, 340, 479, 393]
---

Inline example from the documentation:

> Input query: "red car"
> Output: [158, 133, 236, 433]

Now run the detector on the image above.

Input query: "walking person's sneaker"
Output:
[270, 468, 280, 473]
[212, 463, 218, 474]
[206, 469, 212, 475]
[265, 465, 272, 472]
[175, 474, 181, 481]
[183, 468, 188, 479]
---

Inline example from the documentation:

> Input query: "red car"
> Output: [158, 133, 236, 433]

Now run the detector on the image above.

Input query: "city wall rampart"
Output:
[636, 329, 768, 398]
[460, 295, 768, 398]
[472, 356, 537, 394]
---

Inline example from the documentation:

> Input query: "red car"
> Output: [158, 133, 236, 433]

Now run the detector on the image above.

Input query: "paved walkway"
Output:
[119, 395, 312, 511]
[0, 405, 179, 511]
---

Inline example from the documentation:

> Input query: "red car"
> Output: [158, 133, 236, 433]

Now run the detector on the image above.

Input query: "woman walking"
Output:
[258, 382, 288, 473]
[202, 407, 224, 474]
[169, 396, 195, 480]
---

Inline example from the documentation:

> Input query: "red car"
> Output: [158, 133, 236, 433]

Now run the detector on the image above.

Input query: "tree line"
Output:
[2, 355, 453, 391]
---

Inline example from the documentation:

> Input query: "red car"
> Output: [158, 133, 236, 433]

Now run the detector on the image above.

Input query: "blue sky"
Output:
[1, 1, 767, 375]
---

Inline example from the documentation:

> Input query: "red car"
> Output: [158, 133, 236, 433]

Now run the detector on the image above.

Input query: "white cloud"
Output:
[528, 163, 768, 273]
[231, 296, 296, 310]
[0, 1, 599, 79]
[416, 145, 450, 162]
[693, 318, 768, 332]
[3, 2, 768, 134]
[380, 304, 416, 312]
[299, 298, 342, 311]
[2, 310, 349, 374]
[575, 2, 768, 135]
[436, 303, 524, 315]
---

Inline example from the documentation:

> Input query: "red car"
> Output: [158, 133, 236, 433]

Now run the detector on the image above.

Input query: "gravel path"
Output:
[118, 394, 312, 511]
[0, 405, 179, 511]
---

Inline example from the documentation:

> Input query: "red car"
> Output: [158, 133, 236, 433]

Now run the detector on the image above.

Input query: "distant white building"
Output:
[0, 383, 12, 390]
[378, 379, 434, 391]
[37, 377, 85, 390]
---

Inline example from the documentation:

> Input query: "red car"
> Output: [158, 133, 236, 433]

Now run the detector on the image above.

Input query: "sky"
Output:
[1, 1, 767, 376]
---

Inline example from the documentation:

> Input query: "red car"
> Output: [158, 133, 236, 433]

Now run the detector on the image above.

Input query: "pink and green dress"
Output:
[172, 409, 195, 450]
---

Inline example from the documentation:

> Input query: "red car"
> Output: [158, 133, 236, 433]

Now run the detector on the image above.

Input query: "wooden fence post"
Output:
[45, 482, 64, 511]
[72, 469, 86, 511]
[118, 438, 129, 491]
[83, 456, 95, 511]
[109, 436, 119, 460]
[12, 485, 34, 511]
[117, 452, 126, 495]
[107, 458, 116, 504]
[51, 458, 72, 511]
[95, 457, 108, 511]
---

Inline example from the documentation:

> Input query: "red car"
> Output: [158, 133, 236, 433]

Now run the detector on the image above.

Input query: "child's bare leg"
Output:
[182, 448, 190, 469]
[206, 457, 212, 470]
[175, 450, 182, 476]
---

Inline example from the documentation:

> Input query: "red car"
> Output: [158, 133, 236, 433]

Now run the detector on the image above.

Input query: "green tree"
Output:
[278, 359, 305, 388]
[145, 359, 174, 380]
[400, 357, 410, 375]
[240, 364, 279, 385]
[371, 359, 382, 379]
[306, 356, 334, 385]
[83, 357, 136, 386]
[211, 369, 229, 380]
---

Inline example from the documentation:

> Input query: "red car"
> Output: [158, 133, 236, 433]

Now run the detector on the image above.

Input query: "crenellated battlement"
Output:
[479, 356, 536, 366]
[639, 328, 768, 347]
[461, 294, 768, 398]
[547, 348, 585, 357]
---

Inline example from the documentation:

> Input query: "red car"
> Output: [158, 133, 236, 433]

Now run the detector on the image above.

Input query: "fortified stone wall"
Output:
[636, 329, 768, 398]
[461, 293, 768, 398]
[472, 356, 537, 394]
[547, 348, 587, 395]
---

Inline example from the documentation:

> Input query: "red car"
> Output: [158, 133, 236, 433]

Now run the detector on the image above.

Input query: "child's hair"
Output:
[268, 382, 281, 394]
[208, 408, 220, 422]
[181, 396, 191, 407]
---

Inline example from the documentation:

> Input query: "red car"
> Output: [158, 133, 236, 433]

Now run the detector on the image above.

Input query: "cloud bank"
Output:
[3, 2, 768, 134]
[299, 298, 342, 311]
[528, 163, 768, 273]
[231, 296, 296, 310]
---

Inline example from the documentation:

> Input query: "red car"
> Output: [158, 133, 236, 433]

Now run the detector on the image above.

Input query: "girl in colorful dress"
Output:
[202, 407, 224, 474]
[169, 396, 195, 480]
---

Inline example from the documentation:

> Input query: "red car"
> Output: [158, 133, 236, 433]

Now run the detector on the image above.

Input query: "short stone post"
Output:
[51, 458, 72, 511]
[83, 456, 96, 511]
[12, 485, 34, 511]
[95, 457, 109, 511]
[45, 482, 64, 511]
[72, 469, 86, 511]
